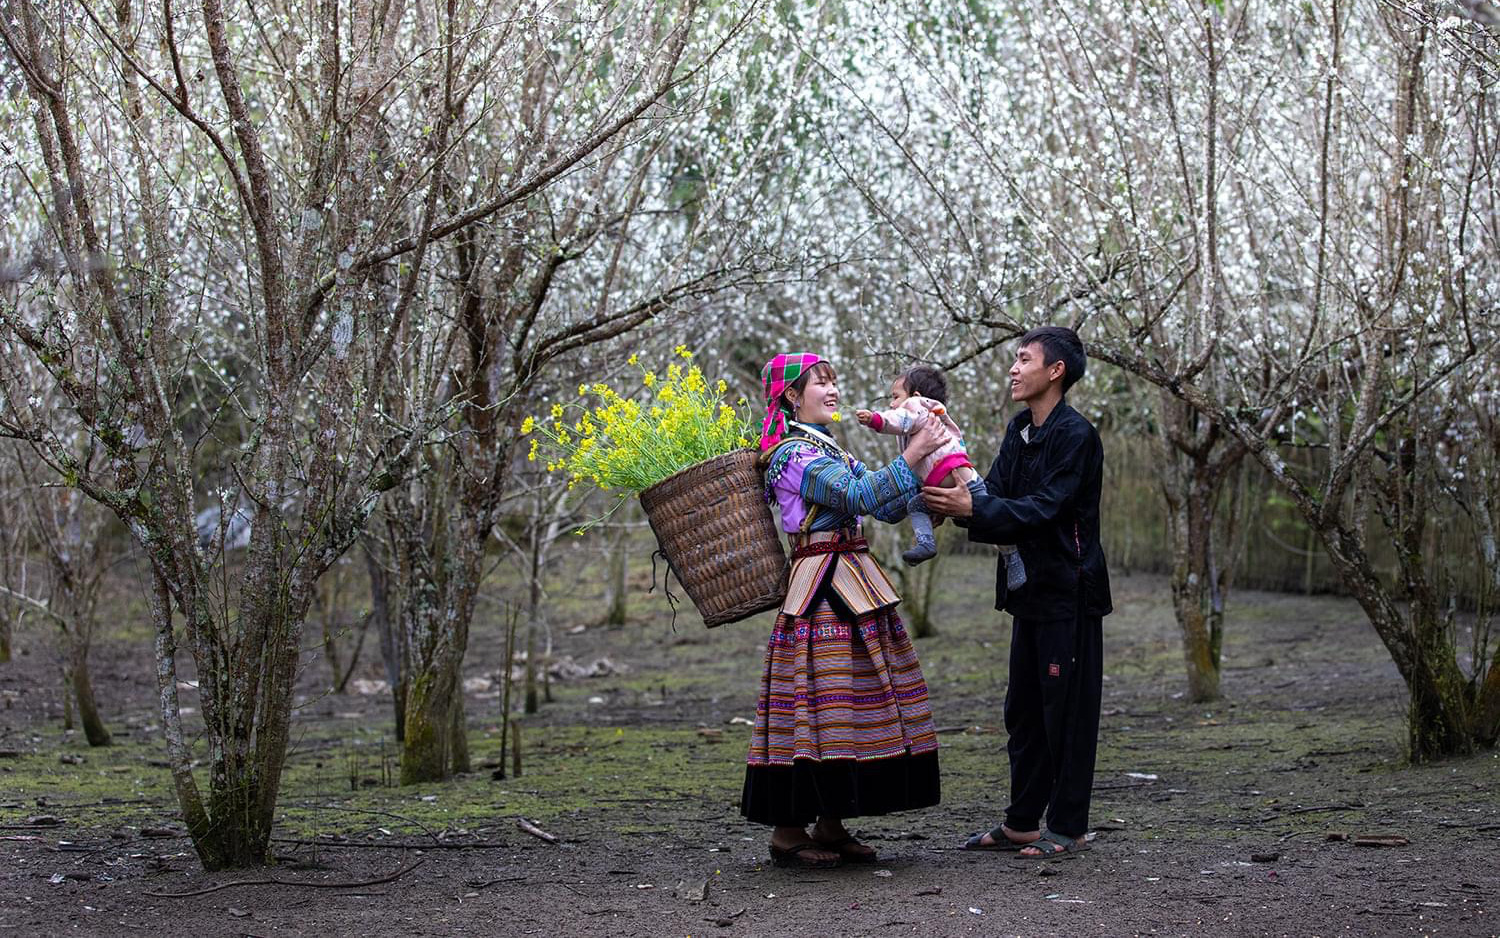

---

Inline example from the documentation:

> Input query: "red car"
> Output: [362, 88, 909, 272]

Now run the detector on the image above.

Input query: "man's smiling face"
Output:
[1009, 342, 1063, 404]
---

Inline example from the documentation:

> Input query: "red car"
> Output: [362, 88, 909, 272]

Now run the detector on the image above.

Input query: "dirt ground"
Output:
[1, 557, 1497, 938]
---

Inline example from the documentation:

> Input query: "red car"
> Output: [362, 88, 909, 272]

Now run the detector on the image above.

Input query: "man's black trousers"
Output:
[1002, 612, 1103, 839]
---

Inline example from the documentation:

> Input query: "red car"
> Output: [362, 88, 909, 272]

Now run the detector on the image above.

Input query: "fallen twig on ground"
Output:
[1282, 803, 1366, 815]
[517, 818, 559, 844]
[271, 836, 510, 850]
[464, 875, 529, 889]
[144, 857, 425, 898]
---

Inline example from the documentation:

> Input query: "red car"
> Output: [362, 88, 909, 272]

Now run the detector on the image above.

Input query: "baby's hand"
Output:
[856, 410, 874, 426]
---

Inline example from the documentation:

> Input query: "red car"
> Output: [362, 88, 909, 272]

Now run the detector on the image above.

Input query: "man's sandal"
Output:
[812, 835, 878, 864]
[768, 842, 841, 869]
[962, 824, 1037, 852]
[1015, 828, 1088, 859]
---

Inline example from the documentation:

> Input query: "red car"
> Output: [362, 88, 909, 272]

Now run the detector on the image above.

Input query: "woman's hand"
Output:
[901, 413, 950, 464]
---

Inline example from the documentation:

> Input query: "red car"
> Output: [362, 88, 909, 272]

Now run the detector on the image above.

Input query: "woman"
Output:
[743, 352, 948, 869]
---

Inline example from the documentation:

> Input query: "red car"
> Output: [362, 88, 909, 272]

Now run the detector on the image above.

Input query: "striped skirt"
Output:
[740, 596, 941, 826]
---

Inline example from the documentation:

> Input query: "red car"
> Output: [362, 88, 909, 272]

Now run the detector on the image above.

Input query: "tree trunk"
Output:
[1478, 663, 1500, 748]
[525, 515, 543, 714]
[604, 532, 628, 628]
[395, 541, 478, 783]
[197, 779, 275, 870]
[1167, 473, 1223, 702]
[902, 539, 942, 639]
[401, 669, 459, 784]
[1317, 523, 1474, 761]
[61, 663, 74, 731]
[524, 615, 539, 715]
[321, 576, 345, 694]
[70, 641, 111, 746]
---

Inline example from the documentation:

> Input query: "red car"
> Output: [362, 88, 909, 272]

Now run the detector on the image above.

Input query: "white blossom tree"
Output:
[0, 0, 782, 864]
[781, 1, 1499, 753]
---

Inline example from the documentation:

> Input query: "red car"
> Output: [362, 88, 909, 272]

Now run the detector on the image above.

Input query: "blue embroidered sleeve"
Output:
[871, 489, 912, 524]
[800, 454, 919, 519]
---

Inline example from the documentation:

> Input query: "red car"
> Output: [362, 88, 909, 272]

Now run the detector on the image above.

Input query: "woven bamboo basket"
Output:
[637, 448, 787, 627]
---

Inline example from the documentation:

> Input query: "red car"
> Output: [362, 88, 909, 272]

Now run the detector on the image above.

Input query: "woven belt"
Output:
[791, 530, 868, 560]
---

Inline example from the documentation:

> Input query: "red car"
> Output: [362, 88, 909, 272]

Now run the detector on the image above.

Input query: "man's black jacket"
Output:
[963, 401, 1113, 621]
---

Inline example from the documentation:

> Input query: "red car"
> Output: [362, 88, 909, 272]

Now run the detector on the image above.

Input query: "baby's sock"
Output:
[999, 546, 1026, 592]
[902, 495, 937, 566]
[968, 479, 1026, 590]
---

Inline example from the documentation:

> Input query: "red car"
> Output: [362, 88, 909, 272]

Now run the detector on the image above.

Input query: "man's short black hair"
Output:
[1019, 326, 1086, 393]
[899, 364, 948, 404]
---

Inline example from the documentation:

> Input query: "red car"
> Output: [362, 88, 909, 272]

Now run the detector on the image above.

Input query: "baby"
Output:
[857, 366, 1025, 587]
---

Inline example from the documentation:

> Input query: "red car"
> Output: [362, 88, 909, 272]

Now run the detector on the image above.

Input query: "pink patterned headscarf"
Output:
[759, 353, 828, 451]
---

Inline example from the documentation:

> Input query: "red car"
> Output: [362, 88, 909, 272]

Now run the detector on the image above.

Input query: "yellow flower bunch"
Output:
[523, 350, 753, 493]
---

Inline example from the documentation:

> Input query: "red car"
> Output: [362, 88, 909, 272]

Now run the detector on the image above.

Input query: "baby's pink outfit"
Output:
[865, 396, 977, 486]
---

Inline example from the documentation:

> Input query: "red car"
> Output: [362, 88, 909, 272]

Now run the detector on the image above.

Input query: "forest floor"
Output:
[0, 551, 1496, 938]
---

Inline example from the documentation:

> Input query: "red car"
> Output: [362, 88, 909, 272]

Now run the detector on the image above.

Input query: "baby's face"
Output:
[890, 377, 909, 407]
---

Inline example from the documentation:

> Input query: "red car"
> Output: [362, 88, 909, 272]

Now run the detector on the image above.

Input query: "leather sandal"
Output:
[768, 841, 841, 869]
[812, 834, 878, 864]
[963, 823, 1037, 851]
[1015, 828, 1088, 859]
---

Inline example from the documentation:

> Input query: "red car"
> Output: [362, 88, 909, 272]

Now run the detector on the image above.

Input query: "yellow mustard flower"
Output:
[521, 416, 535, 435]
[551, 403, 564, 418]
[523, 352, 754, 496]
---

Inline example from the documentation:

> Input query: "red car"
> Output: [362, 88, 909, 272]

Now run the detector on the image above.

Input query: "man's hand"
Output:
[922, 483, 973, 519]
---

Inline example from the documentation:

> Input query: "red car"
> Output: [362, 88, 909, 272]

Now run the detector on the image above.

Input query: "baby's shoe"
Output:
[902, 537, 937, 566]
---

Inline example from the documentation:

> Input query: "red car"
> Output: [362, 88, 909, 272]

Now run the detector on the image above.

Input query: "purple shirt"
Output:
[771, 447, 816, 533]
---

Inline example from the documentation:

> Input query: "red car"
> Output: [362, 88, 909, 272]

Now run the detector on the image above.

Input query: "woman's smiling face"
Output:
[787, 363, 839, 424]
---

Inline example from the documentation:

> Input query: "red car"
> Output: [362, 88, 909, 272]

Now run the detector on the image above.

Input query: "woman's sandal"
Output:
[769, 842, 841, 869]
[962, 824, 1037, 852]
[1014, 828, 1089, 859]
[812, 835, 878, 864]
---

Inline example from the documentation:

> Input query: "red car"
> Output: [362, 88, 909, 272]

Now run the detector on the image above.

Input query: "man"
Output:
[922, 326, 1112, 857]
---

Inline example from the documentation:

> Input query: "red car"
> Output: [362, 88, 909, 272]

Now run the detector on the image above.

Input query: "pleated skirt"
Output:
[740, 595, 940, 826]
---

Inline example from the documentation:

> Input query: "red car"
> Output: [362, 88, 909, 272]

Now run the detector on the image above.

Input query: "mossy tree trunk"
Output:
[1155, 392, 1248, 704]
[68, 629, 111, 747]
[395, 534, 480, 784]
[16, 481, 116, 747]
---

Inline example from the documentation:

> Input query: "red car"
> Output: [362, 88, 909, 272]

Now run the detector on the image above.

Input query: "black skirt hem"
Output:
[739, 750, 941, 827]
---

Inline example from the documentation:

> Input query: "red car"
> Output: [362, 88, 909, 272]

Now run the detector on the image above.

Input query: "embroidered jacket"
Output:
[762, 427, 918, 616]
